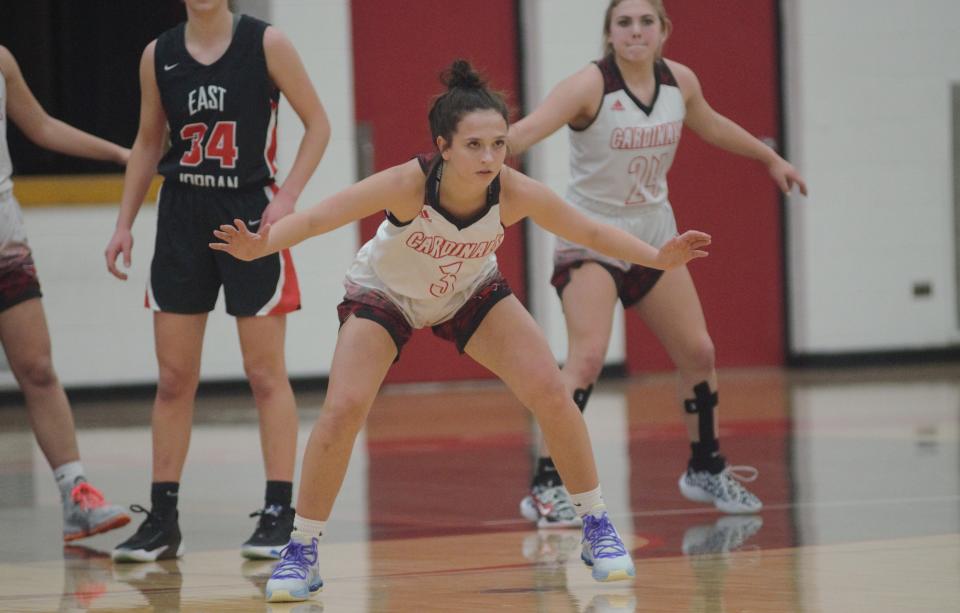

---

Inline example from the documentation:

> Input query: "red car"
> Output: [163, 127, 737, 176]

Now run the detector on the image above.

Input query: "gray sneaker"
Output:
[519, 484, 583, 529]
[63, 482, 130, 542]
[678, 465, 763, 514]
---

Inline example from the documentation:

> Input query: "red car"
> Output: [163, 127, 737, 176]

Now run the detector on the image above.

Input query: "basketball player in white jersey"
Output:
[0, 45, 131, 542]
[508, 0, 808, 527]
[211, 59, 712, 602]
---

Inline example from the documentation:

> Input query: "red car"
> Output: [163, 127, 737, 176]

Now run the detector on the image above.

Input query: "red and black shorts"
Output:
[0, 250, 42, 313]
[148, 182, 300, 317]
[336, 272, 513, 358]
[551, 259, 663, 309]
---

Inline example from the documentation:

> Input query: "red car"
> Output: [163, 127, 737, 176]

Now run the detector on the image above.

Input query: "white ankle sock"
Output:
[569, 485, 606, 518]
[293, 514, 326, 540]
[53, 461, 85, 500]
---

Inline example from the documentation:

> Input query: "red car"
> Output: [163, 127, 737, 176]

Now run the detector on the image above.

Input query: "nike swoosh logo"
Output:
[164, 63, 179, 71]
[247, 219, 261, 227]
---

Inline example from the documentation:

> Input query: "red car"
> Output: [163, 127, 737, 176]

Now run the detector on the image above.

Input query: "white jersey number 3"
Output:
[430, 261, 463, 298]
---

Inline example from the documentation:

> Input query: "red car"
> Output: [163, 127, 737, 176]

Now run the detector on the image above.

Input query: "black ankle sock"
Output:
[265, 480, 293, 509]
[689, 440, 725, 474]
[532, 457, 562, 488]
[151, 482, 180, 515]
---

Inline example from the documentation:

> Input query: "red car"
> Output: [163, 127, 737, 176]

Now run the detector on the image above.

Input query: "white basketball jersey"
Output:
[0, 70, 13, 194]
[345, 156, 504, 328]
[567, 56, 684, 209]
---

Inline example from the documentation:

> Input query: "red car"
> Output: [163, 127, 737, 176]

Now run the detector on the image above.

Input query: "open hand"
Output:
[209, 219, 271, 261]
[768, 158, 807, 196]
[655, 230, 711, 269]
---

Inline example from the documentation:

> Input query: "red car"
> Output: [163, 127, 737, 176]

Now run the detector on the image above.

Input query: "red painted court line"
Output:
[365, 418, 793, 454]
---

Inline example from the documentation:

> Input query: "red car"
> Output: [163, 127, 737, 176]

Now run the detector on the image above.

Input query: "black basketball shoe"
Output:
[241, 504, 295, 559]
[111, 505, 183, 563]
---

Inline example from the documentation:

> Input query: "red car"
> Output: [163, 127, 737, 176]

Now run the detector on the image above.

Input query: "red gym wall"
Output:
[350, 0, 524, 383]
[626, 1, 785, 371]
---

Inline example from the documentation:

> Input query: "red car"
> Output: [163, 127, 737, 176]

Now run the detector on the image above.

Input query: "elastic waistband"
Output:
[161, 177, 275, 194]
[566, 191, 672, 218]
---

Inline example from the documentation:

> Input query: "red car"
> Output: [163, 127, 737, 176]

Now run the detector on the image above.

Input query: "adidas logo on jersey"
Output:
[611, 99, 626, 111]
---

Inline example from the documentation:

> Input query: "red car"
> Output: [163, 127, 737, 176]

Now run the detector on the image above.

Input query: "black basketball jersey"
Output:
[155, 15, 279, 190]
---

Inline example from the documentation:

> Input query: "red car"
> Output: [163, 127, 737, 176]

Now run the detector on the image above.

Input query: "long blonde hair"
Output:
[602, 0, 673, 58]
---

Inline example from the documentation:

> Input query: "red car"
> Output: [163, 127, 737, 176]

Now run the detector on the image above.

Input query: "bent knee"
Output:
[156, 366, 200, 403]
[518, 375, 569, 414]
[321, 393, 373, 432]
[565, 348, 606, 384]
[14, 356, 59, 391]
[676, 335, 716, 373]
[244, 362, 288, 398]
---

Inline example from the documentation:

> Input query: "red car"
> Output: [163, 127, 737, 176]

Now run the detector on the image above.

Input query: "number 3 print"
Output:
[430, 261, 463, 298]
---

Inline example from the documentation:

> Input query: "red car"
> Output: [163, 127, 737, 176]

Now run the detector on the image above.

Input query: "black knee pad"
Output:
[684, 381, 718, 442]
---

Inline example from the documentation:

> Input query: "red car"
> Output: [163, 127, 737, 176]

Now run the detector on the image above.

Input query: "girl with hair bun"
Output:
[212, 58, 712, 602]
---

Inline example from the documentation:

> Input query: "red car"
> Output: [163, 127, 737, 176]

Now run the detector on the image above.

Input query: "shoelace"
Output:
[249, 505, 283, 532]
[718, 466, 759, 500]
[582, 514, 627, 559]
[272, 540, 318, 579]
[128, 504, 162, 534]
[724, 466, 759, 482]
[70, 482, 106, 511]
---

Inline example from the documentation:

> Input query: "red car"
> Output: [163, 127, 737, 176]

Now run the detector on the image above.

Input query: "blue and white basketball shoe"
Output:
[265, 531, 323, 602]
[580, 510, 636, 582]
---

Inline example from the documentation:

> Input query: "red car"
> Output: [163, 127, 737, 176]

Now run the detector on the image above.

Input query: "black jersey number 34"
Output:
[180, 121, 239, 169]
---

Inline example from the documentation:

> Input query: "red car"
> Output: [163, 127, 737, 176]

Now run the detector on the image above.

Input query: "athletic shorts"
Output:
[336, 271, 513, 358]
[552, 194, 674, 309]
[551, 259, 662, 309]
[148, 182, 300, 316]
[0, 190, 42, 313]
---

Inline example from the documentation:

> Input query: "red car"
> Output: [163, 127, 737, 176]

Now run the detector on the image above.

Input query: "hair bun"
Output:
[442, 59, 484, 90]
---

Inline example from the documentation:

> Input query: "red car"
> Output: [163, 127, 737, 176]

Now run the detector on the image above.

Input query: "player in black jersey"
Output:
[105, 0, 330, 563]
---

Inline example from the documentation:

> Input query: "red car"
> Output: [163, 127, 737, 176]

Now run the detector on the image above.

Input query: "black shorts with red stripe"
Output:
[551, 259, 663, 309]
[337, 272, 513, 358]
[148, 181, 300, 316]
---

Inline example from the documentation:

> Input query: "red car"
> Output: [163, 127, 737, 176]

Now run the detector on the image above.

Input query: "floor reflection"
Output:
[0, 363, 957, 611]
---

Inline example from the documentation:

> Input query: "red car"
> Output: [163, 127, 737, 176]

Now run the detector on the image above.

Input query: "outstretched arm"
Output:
[501, 169, 710, 270]
[211, 160, 423, 261]
[671, 59, 807, 196]
[508, 64, 601, 155]
[0, 46, 129, 165]
[261, 26, 331, 225]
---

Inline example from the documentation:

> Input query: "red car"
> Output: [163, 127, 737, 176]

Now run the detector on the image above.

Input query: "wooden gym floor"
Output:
[0, 364, 957, 612]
